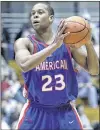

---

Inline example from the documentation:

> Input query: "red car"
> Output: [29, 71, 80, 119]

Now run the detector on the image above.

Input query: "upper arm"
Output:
[14, 38, 33, 69]
[70, 47, 88, 70]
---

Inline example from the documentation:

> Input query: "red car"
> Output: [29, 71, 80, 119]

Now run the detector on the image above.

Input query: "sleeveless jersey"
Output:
[22, 35, 78, 106]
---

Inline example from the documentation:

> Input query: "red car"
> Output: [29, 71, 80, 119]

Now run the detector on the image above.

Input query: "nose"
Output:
[34, 12, 39, 18]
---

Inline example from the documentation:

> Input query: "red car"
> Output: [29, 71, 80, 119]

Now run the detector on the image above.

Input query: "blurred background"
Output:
[1, 1, 99, 130]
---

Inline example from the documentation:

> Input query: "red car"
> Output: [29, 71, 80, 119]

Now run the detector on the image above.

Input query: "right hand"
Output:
[53, 19, 70, 48]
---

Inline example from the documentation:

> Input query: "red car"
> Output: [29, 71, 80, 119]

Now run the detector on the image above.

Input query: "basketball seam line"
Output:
[67, 19, 89, 44]
[77, 18, 90, 43]
[75, 28, 89, 44]
[67, 28, 89, 44]
[66, 20, 86, 33]
[72, 18, 90, 44]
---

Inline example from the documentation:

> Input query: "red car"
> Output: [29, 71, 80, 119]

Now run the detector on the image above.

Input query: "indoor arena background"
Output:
[1, 1, 100, 130]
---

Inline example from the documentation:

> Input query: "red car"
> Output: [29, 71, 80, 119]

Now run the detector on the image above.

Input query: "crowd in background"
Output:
[1, 9, 100, 130]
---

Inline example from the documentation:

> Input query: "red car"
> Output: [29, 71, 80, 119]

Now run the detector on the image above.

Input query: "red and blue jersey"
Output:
[22, 35, 78, 106]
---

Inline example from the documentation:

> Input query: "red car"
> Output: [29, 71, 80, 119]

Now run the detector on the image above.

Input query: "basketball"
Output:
[63, 16, 91, 48]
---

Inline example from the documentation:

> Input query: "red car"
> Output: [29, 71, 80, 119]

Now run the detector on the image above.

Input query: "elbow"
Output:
[89, 69, 99, 76]
[20, 63, 30, 73]
[20, 63, 35, 72]
[88, 62, 99, 76]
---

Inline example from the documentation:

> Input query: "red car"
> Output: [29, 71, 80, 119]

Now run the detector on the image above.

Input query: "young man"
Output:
[14, 2, 99, 130]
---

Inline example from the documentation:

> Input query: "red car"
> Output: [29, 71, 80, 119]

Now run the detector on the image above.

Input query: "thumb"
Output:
[63, 32, 70, 38]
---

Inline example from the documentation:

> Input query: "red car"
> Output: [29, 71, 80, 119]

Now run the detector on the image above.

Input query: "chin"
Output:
[33, 24, 48, 32]
[33, 27, 40, 31]
[32, 23, 40, 28]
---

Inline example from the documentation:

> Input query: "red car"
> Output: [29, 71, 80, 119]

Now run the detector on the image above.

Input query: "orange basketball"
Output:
[63, 16, 90, 48]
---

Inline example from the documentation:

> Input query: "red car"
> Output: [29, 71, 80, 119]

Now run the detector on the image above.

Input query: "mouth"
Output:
[33, 21, 40, 25]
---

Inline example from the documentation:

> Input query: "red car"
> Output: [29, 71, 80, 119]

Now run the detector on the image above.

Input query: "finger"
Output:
[67, 43, 81, 48]
[59, 19, 63, 25]
[59, 22, 68, 35]
[63, 31, 70, 38]
[59, 19, 65, 26]
[57, 19, 63, 29]
[60, 32, 70, 41]
[57, 19, 65, 32]
[57, 20, 64, 32]
[67, 44, 76, 48]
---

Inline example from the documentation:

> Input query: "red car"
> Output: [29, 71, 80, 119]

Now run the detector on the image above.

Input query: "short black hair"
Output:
[34, 2, 54, 16]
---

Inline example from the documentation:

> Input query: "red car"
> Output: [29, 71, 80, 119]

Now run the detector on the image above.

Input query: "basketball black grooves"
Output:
[66, 19, 89, 44]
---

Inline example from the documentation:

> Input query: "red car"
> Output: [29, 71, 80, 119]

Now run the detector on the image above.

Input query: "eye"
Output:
[31, 12, 35, 15]
[38, 10, 44, 15]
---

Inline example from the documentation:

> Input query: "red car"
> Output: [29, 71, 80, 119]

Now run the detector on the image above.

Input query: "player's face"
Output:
[31, 3, 53, 31]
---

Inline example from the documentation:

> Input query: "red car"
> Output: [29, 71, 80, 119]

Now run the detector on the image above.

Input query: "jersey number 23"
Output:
[42, 74, 66, 92]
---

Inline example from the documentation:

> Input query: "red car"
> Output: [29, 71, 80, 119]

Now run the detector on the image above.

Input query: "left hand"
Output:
[85, 28, 92, 46]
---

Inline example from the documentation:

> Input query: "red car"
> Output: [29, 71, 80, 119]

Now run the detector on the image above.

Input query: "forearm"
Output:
[85, 41, 99, 75]
[20, 43, 58, 72]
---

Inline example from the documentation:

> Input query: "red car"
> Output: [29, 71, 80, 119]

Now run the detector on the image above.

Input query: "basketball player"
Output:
[14, 2, 99, 130]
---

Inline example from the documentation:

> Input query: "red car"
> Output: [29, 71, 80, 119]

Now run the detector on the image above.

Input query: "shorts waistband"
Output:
[27, 100, 71, 110]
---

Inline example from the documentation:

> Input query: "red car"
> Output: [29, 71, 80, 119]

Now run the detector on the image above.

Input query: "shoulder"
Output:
[15, 37, 30, 46]
[14, 37, 31, 52]
[14, 37, 34, 54]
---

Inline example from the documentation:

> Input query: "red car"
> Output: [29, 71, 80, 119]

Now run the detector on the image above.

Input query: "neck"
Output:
[35, 26, 54, 45]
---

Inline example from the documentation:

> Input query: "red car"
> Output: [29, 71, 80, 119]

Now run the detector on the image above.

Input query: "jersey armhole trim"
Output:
[65, 44, 78, 73]
[65, 44, 72, 59]
[27, 35, 37, 54]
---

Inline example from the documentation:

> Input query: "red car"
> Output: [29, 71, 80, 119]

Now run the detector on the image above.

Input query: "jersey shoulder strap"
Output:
[65, 44, 72, 59]
[65, 44, 78, 73]
[27, 34, 38, 54]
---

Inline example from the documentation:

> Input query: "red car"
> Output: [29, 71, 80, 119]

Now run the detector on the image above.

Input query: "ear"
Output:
[49, 15, 54, 23]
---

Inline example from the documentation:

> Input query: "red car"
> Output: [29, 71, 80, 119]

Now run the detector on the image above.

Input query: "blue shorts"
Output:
[16, 101, 83, 130]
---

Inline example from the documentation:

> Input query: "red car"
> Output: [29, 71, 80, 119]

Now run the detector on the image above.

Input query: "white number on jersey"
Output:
[42, 74, 66, 92]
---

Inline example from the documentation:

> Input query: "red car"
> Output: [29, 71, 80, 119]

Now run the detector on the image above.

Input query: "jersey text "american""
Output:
[35, 60, 68, 71]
